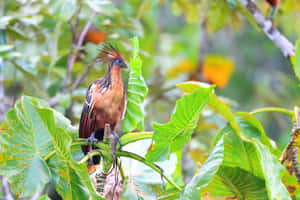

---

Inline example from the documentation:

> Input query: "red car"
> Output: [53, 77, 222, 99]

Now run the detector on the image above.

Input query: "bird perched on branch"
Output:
[79, 44, 128, 172]
[266, 0, 280, 20]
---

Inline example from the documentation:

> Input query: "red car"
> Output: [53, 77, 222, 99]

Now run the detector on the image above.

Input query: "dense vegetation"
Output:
[1, 0, 300, 199]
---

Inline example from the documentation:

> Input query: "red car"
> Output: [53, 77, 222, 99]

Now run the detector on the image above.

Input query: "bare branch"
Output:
[239, 0, 295, 58]
[63, 12, 97, 91]
[71, 64, 92, 92]
[1, 176, 14, 200]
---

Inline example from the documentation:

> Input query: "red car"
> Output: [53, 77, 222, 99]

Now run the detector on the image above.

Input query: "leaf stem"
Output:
[250, 107, 294, 118]
[117, 159, 125, 181]
[116, 151, 182, 191]
[72, 131, 153, 150]
[79, 151, 102, 164]
[72, 140, 110, 151]
[294, 106, 299, 128]
[119, 132, 153, 147]
[44, 150, 56, 161]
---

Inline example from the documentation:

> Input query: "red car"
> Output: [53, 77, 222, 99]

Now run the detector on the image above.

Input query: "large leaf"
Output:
[145, 87, 213, 162]
[121, 139, 178, 200]
[177, 81, 240, 134]
[37, 108, 101, 200]
[0, 96, 101, 199]
[206, 166, 268, 199]
[122, 37, 148, 133]
[254, 140, 291, 200]
[292, 39, 300, 80]
[208, 113, 291, 200]
[0, 96, 54, 198]
[49, 0, 77, 21]
[180, 135, 224, 199]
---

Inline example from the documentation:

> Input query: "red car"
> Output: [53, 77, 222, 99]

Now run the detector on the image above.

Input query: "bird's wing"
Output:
[79, 80, 100, 154]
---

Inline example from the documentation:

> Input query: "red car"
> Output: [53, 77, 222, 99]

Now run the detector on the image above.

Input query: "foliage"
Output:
[122, 37, 148, 133]
[1, 0, 300, 199]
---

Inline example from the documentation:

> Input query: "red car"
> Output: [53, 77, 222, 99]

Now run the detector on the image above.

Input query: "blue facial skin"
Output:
[114, 58, 128, 68]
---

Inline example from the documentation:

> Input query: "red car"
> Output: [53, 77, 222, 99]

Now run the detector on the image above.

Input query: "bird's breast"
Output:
[94, 85, 124, 116]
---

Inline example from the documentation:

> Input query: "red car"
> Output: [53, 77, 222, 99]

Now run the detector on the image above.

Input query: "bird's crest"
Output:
[96, 43, 125, 63]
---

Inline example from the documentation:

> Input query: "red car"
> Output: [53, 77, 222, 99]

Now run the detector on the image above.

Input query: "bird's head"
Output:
[97, 44, 128, 69]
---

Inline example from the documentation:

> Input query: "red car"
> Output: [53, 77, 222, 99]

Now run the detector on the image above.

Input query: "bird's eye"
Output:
[115, 59, 122, 65]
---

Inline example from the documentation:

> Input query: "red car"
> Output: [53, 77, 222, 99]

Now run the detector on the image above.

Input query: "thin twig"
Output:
[71, 64, 92, 91]
[1, 176, 14, 200]
[195, 21, 209, 82]
[239, 0, 295, 58]
[63, 12, 96, 91]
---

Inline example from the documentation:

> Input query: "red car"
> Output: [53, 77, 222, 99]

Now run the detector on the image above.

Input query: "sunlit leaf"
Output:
[49, 0, 77, 21]
[36, 195, 50, 200]
[292, 39, 300, 80]
[208, 113, 291, 200]
[37, 109, 100, 200]
[180, 136, 224, 199]
[82, 0, 119, 16]
[145, 87, 213, 162]
[0, 96, 54, 198]
[207, 1, 230, 32]
[0, 96, 101, 199]
[254, 140, 291, 200]
[122, 37, 148, 133]
[176, 81, 240, 134]
[206, 166, 268, 199]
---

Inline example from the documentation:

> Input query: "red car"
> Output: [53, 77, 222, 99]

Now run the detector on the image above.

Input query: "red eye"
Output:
[115, 59, 122, 65]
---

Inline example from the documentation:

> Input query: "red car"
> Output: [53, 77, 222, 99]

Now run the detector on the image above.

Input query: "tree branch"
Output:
[62, 12, 96, 91]
[239, 0, 294, 58]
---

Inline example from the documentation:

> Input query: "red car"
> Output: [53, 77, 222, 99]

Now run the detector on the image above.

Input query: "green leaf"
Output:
[177, 81, 240, 134]
[145, 87, 213, 162]
[37, 108, 100, 200]
[292, 39, 300, 80]
[49, 0, 77, 21]
[210, 114, 291, 199]
[36, 195, 51, 200]
[254, 140, 291, 200]
[206, 166, 268, 199]
[0, 96, 54, 198]
[0, 45, 13, 53]
[207, 0, 229, 32]
[180, 136, 224, 199]
[122, 37, 148, 133]
[0, 96, 101, 199]
[82, 0, 119, 16]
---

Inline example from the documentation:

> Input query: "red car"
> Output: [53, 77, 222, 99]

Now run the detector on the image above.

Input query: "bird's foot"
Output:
[86, 131, 99, 146]
[111, 130, 122, 150]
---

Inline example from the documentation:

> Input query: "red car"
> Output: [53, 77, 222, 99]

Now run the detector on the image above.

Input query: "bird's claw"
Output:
[86, 131, 99, 146]
[112, 131, 122, 150]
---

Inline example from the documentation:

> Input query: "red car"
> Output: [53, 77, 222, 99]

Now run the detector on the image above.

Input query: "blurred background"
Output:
[1, 0, 300, 191]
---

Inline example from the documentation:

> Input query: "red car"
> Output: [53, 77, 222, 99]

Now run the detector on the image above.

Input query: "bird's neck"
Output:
[105, 65, 122, 88]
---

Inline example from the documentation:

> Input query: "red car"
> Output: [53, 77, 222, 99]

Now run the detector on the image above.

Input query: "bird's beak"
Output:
[121, 62, 128, 68]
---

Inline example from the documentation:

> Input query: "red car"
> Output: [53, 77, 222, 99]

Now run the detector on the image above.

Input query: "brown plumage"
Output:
[266, 0, 280, 7]
[79, 45, 127, 165]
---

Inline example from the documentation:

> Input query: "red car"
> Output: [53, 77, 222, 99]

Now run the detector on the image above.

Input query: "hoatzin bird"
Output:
[266, 0, 280, 20]
[79, 44, 128, 172]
